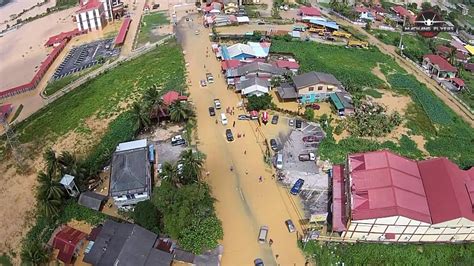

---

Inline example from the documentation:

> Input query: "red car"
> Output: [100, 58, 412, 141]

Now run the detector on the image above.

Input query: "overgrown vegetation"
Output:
[133, 200, 161, 234]
[346, 101, 402, 137]
[247, 94, 274, 111]
[137, 12, 169, 47]
[43, 64, 102, 96]
[55, 0, 79, 9]
[302, 240, 474, 265]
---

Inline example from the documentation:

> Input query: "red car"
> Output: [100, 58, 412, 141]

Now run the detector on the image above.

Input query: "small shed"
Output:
[52, 226, 87, 264]
[330, 92, 354, 116]
[78, 191, 107, 211]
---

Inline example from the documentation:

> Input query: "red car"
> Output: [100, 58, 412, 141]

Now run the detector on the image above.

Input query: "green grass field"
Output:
[271, 39, 474, 168]
[43, 64, 102, 96]
[15, 40, 185, 145]
[136, 12, 170, 47]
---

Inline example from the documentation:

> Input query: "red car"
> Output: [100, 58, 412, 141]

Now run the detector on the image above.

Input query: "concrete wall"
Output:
[298, 83, 341, 103]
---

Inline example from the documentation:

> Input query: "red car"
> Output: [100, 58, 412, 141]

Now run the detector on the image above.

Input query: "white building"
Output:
[75, 0, 124, 31]
[110, 139, 152, 210]
[332, 150, 474, 242]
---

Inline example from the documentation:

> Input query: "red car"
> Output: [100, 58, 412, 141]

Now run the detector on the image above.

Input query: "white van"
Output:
[221, 113, 228, 125]
[276, 153, 283, 169]
[258, 226, 268, 243]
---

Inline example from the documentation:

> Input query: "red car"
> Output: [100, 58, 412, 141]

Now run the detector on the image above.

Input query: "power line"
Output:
[1, 119, 24, 169]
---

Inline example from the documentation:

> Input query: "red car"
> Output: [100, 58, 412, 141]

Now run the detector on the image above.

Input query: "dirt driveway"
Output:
[177, 14, 307, 265]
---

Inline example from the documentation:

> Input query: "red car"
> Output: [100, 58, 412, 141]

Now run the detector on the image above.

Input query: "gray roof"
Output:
[336, 91, 354, 109]
[110, 147, 150, 196]
[174, 248, 195, 263]
[292, 71, 342, 89]
[227, 62, 289, 78]
[235, 77, 270, 91]
[83, 220, 161, 266]
[78, 191, 107, 211]
[145, 249, 173, 266]
[276, 82, 298, 99]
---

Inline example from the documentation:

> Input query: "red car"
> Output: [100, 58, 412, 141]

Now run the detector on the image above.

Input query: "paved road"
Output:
[319, 7, 474, 126]
[177, 13, 307, 266]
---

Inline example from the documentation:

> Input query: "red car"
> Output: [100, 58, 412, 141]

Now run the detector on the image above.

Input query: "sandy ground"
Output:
[177, 13, 307, 265]
[0, 6, 76, 90]
[120, 0, 147, 55]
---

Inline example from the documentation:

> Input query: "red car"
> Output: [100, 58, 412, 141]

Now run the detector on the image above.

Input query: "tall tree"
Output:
[37, 171, 64, 201]
[179, 149, 205, 184]
[448, 48, 457, 65]
[43, 148, 59, 177]
[169, 101, 194, 122]
[161, 161, 180, 186]
[21, 241, 49, 265]
[131, 102, 151, 131]
[143, 85, 162, 108]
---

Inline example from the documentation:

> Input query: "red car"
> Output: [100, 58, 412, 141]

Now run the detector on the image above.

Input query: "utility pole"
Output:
[398, 0, 407, 56]
[1, 119, 24, 169]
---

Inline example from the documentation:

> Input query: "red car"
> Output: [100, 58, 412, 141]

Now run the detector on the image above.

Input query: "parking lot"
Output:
[52, 38, 120, 80]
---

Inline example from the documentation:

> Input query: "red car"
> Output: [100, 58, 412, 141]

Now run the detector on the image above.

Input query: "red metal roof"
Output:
[161, 90, 187, 105]
[275, 60, 300, 69]
[300, 6, 321, 17]
[115, 18, 132, 45]
[221, 60, 241, 70]
[354, 6, 369, 13]
[76, 0, 102, 13]
[332, 165, 347, 232]
[418, 158, 474, 224]
[391, 5, 415, 23]
[449, 77, 465, 87]
[349, 151, 432, 223]
[45, 29, 85, 47]
[53, 226, 87, 264]
[423, 54, 458, 72]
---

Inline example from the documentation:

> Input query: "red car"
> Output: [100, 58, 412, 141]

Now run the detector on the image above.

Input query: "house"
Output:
[464, 63, 474, 73]
[435, 45, 469, 64]
[444, 78, 465, 91]
[226, 62, 289, 84]
[459, 31, 474, 45]
[354, 6, 375, 21]
[332, 150, 474, 242]
[221, 59, 242, 73]
[78, 191, 107, 211]
[248, 41, 271, 58]
[223, 0, 239, 14]
[109, 139, 151, 210]
[0, 103, 13, 122]
[330, 91, 354, 116]
[308, 19, 339, 31]
[299, 6, 321, 17]
[391, 5, 415, 24]
[274, 60, 299, 73]
[236, 77, 270, 97]
[276, 82, 298, 102]
[83, 220, 173, 266]
[292, 71, 342, 103]
[51, 226, 87, 264]
[422, 54, 457, 79]
[457, 3, 469, 16]
[204, 14, 237, 27]
[161, 90, 188, 106]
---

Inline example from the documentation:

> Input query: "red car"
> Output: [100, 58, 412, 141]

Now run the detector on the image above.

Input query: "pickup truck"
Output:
[298, 152, 315, 161]
[214, 99, 221, 109]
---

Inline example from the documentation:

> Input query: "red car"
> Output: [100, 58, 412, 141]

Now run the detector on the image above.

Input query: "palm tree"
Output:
[21, 242, 49, 265]
[143, 84, 162, 108]
[179, 149, 205, 184]
[43, 148, 59, 177]
[161, 161, 180, 186]
[131, 102, 151, 131]
[37, 171, 64, 201]
[37, 194, 62, 218]
[448, 48, 457, 65]
[169, 101, 194, 122]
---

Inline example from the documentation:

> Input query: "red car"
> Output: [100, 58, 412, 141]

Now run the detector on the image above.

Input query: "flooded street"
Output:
[177, 14, 307, 265]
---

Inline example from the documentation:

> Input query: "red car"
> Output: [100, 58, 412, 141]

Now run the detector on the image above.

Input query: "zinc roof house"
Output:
[291, 71, 342, 104]
[83, 220, 173, 266]
[109, 139, 151, 210]
[51, 226, 88, 264]
[330, 91, 354, 116]
[235, 77, 271, 97]
[226, 62, 289, 85]
[332, 150, 474, 242]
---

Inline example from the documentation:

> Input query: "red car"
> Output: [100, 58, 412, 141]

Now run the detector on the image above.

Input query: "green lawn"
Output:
[137, 12, 170, 47]
[302, 241, 474, 265]
[371, 30, 433, 63]
[271, 39, 474, 168]
[43, 64, 102, 96]
[458, 71, 474, 110]
[55, 0, 78, 9]
[14, 40, 185, 145]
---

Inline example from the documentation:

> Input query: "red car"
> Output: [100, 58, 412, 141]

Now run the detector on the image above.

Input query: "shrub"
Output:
[247, 94, 273, 111]
[334, 122, 345, 135]
[133, 200, 161, 234]
[304, 108, 314, 121]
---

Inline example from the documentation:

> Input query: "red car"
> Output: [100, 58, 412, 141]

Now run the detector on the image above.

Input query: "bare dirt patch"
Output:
[371, 63, 389, 85]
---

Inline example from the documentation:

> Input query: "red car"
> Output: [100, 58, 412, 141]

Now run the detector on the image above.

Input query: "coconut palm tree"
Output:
[169, 102, 194, 122]
[21, 242, 49, 265]
[143, 84, 162, 108]
[448, 48, 457, 65]
[161, 161, 180, 186]
[131, 102, 151, 131]
[179, 149, 205, 184]
[43, 148, 59, 177]
[37, 171, 64, 201]
[37, 194, 62, 218]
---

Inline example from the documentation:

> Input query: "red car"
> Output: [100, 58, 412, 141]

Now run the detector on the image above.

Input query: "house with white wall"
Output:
[75, 0, 124, 31]
[332, 150, 474, 243]
[109, 139, 151, 210]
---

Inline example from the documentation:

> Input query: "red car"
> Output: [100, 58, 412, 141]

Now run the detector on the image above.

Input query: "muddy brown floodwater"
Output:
[176, 13, 307, 265]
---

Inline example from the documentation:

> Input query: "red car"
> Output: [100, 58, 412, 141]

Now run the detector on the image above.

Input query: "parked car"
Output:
[254, 258, 264, 266]
[298, 152, 316, 161]
[258, 226, 268, 243]
[200, 79, 207, 87]
[275, 153, 283, 169]
[225, 129, 234, 141]
[290, 178, 304, 195]
[295, 119, 302, 129]
[206, 72, 214, 83]
[288, 119, 295, 127]
[238, 114, 250, 120]
[307, 103, 320, 110]
[285, 219, 296, 233]
[214, 99, 221, 109]
[271, 115, 279, 124]
[171, 135, 186, 146]
[221, 113, 228, 125]
[270, 139, 278, 151]
[208, 107, 215, 116]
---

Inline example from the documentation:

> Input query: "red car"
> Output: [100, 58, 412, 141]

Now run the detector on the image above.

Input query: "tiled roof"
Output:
[423, 54, 457, 72]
